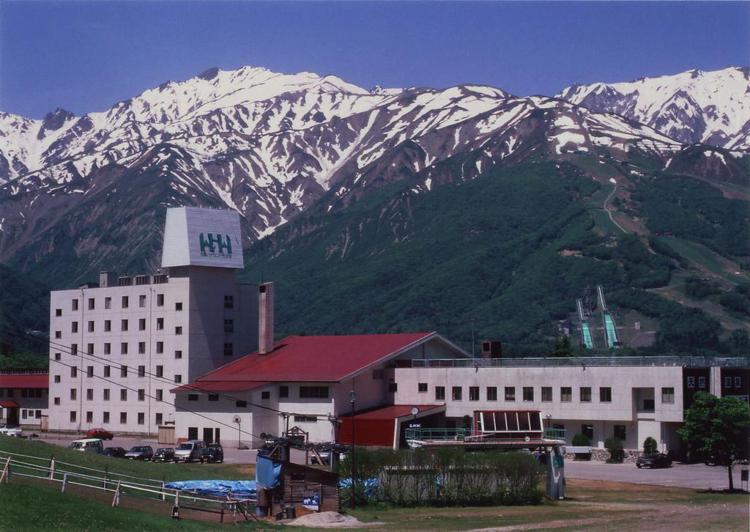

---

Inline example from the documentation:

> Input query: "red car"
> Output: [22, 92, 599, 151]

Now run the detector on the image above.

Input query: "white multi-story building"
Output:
[47, 207, 258, 435]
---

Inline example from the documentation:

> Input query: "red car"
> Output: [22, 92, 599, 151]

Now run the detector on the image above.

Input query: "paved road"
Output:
[565, 459, 748, 490]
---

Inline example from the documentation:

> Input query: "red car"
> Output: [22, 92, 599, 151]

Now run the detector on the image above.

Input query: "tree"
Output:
[643, 436, 657, 455]
[678, 392, 750, 491]
[604, 437, 624, 463]
[552, 336, 572, 357]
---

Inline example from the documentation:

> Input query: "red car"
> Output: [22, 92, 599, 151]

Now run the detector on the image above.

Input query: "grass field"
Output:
[656, 236, 749, 284]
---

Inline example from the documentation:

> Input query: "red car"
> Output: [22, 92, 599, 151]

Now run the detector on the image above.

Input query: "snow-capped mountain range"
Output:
[0, 65, 747, 282]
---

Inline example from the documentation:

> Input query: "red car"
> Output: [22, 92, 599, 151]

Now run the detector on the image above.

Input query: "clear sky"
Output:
[1, 1, 748, 119]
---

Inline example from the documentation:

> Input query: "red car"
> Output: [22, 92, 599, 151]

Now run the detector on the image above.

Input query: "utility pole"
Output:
[349, 389, 357, 509]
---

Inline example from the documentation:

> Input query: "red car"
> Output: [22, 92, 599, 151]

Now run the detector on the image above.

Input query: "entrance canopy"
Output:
[338, 404, 445, 448]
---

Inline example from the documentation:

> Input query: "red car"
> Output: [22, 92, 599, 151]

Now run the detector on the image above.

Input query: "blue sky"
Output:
[1, 1, 748, 118]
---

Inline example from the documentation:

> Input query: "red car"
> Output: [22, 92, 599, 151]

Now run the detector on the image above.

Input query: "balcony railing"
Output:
[543, 428, 566, 441]
[404, 427, 470, 441]
[405, 355, 750, 369]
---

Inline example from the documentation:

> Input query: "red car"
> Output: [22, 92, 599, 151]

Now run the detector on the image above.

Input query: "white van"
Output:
[174, 439, 205, 462]
[68, 438, 104, 453]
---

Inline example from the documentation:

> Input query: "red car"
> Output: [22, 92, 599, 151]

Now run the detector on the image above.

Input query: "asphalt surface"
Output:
[25, 433, 749, 491]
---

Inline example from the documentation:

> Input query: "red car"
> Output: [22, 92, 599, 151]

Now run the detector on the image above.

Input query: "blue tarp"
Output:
[338, 477, 379, 498]
[164, 480, 257, 499]
[255, 455, 282, 488]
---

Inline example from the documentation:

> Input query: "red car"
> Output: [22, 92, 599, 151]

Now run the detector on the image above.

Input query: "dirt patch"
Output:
[288, 511, 384, 528]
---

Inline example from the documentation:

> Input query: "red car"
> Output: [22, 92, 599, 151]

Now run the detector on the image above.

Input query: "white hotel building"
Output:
[47, 207, 258, 434]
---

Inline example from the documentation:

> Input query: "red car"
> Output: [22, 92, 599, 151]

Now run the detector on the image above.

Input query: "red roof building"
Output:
[0, 372, 49, 428]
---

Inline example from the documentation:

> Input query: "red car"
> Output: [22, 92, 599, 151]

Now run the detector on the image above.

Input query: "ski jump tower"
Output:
[597, 285, 620, 349]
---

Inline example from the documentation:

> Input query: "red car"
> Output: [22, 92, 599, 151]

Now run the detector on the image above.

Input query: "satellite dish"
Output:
[233, 415, 241, 424]
[524, 435, 530, 442]
[410, 407, 419, 417]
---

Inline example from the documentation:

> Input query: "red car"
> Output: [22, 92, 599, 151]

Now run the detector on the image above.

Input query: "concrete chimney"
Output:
[258, 282, 274, 354]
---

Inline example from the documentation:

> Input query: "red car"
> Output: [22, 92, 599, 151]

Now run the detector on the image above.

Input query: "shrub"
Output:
[643, 437, 657, 454]
[572, 433, 591, 446]
[605, 437, 625, 463]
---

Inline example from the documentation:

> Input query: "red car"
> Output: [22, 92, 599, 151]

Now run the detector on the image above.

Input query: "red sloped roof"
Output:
[0, 374, 48, 389]
[189, 332, 435, 387]
[341, 404, 445, 421]
[0, 400, 19, 408]
[171, 381, 270, 393]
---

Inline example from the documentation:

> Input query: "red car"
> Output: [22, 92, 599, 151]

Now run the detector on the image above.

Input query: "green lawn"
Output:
[657, 236, 749, 284]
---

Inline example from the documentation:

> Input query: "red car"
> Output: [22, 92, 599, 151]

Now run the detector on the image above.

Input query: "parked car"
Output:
[0, 425, 23, 437]
[85, 428, 114, 440]
[103, 446, 126, 458]
[125, 445, 154, 460]
[153, 448, 176, 462]
[200, 443, 224, 463]
[636, 452, 672, 469]
[174, 440, 205, 463]
[69, 438, 104, 453]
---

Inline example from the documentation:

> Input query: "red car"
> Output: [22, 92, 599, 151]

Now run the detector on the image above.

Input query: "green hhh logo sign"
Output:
[199, 232, 233, 258]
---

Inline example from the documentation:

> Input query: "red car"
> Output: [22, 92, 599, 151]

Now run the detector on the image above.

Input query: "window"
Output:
[614, 425, 626, 441]
[87, 343, 94, 355]
[599, 387, 612, 402]
[686, 376, 695, 388]
[541, 387, 552, 402]
[724, 376, 732, 388]
[236, 400, 247, 408]
[505, 387, 515, 401]
[55, 308, 62, 316]
[188, 427, 198, 440]
[54, 375, 61, 383]
[261, 391, 270, 400]
[418, 382, 428, 393]
[86, 411, 93, 423]
[104, 320, 111, 332]
[55, 330, 61, 339]
[523, 387, 534, 401]
[155, 413, 163, 425]
[469, 386, 480, 401]
[103, 389, 110, 401]
[156, 294, 164, 307]
[88, 298, 95, 310]
[175, 302, 183, 311]
[561, 387, 572, 402]
[487, 386, 498, 401]
[279, 385, 289, 398]
[70, 411, 76, 423]
[734, 376, 742, 388]
[156, 318, 164, 330]
[138, 342, 146, 354]
[105, 297, 111, 309]
[121, 296, 129, 309]
[156, 389, 163, 401]
[223, 343, 233, 356]
[72, 299, 79, 311]
[224, 295, 234, 309]
[175, 350, 182, 359]
[580, 387, 592, 402]
[104, 365, 111, 378]
[138, 389, 145, 401]
[661, 387, 674, 404]
[88, 321, 95, 332]
[174, 375, 182, 384]
[120, 365, 127, 378]
[188, 394, 199, 401]
[121, 319, 128, 332]
[139, 318, 146, 331]
[388, 381, 399, 393]
[175, 326, 182, 335]
[71, 321, 78, 333]
[209, 394, 219, 402]
[121, 342, 128, 355]
[156, 341, 164, 354]
[70, 389, 77, 400]
[435, 386, 445, 401]
[698, 376, 706, 388]
[294, 415, 317, 423]
[156, 365, 163, 378]
[70, 366, 77, 378]
[138, 365, 145, 377]
[103, 411, 110, 424]
[224, 319, 234, 333]
[120, 389, 127, 401]
[452, 386, 462, 401]
[300, 386, 329, 398]
[120, 412, 127, 424]
[139, 295, 146, 308]
[87, 366, 94, 378]
[581, 424, 594, 440]
[54, 397, 60, 405]
[54, 352, 61, 361]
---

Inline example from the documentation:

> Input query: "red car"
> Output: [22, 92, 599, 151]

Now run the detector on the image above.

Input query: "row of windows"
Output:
[61, 317, 187, 335]
[574, 423, 627, 442]
[184, 385, 327, 404]
[55, 387, 165, 403]
[69, 410, 165, 425]
[0, 389, 45, 399]
[21, 409, 43, 420]
[54, 348, 186, 360]
[421, 384, 675, 405]
[722, 376, 744, 388]
[53, 364, 181, 383]
[65, 294, 171, 313]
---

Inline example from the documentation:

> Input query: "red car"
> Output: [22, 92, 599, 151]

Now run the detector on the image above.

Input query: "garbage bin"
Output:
[284, 506, 296, 519]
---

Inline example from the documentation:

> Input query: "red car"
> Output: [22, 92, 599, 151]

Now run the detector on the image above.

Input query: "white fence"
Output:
[0, 449, 255, 523]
